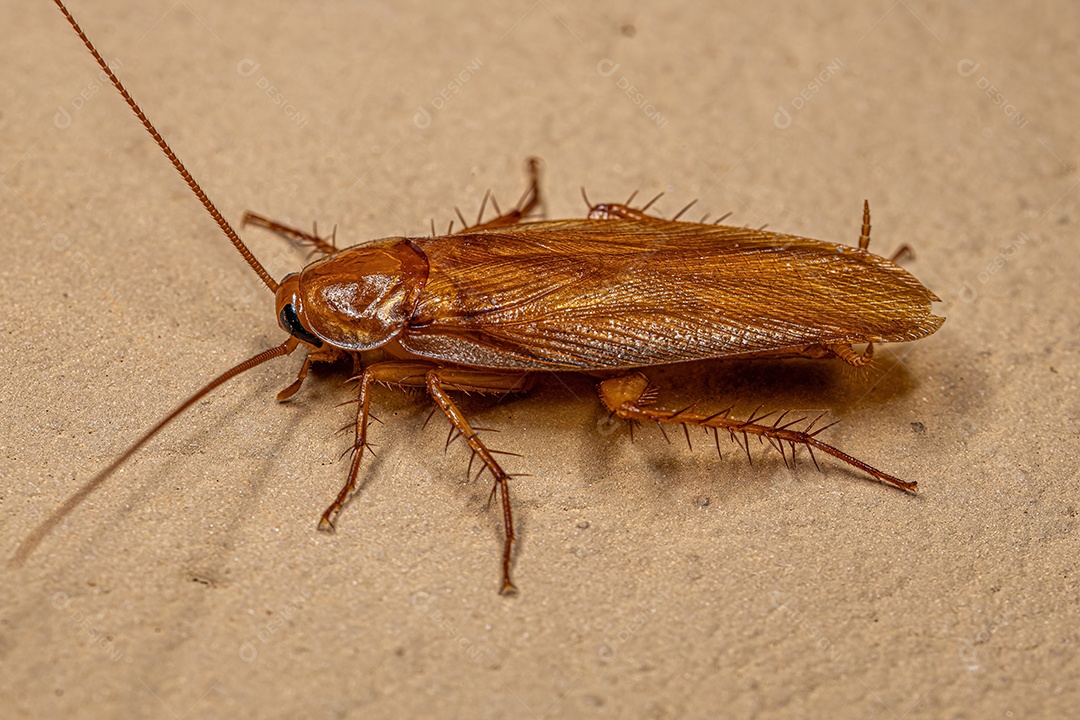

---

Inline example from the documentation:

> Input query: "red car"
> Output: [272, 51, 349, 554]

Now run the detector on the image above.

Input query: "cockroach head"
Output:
[275, 272, 324, 348]
[274, 240, 429, 352]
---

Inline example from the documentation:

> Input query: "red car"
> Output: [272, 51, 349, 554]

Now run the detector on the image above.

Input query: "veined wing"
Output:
[400, 219, 943, 370]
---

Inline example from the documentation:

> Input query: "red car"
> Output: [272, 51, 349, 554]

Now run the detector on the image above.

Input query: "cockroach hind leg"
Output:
[828, 342, 874, 367]
[585, 187, 683, 222]
[670, 198, 699, 221]
[457, 158, 543, 233]
[597, 372, 917, 493]
[598, 372, 657, 413]
[889, 244, 915, 263]
[586, 199, 660, 222]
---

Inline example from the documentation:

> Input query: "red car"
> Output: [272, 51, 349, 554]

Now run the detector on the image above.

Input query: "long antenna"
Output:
[52, 0, 279, 293]
[10, 339, 300, 567]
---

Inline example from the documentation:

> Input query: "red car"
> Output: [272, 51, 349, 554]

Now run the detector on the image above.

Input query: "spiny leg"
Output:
[242, 211, 338, 255]
[585, 202, 654, 221]
[458, 157, 543, 233]
[317, 361, 435, 531]
[826, 342, 875, 367]
[598, 372, 916, 492]
[319, 360, 532, 592]
[425, 368, 530, 594]
[582, 189, 738, 229]
[583, 188, 666, 221]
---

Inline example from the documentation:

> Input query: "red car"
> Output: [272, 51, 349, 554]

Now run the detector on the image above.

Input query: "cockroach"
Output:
[17, 0, 943, 593]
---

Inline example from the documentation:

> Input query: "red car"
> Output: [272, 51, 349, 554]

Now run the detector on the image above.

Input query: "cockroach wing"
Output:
[400, 219, 943, 370]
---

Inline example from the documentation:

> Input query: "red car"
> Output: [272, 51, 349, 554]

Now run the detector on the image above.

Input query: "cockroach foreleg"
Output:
[277, 354, 313, 402]
[424, 368, 534, 594]
[461, 158, 542, 232]
[277, 346, 347, 401]
[597, 372, 917, 493]
[241, 211, 338, 255]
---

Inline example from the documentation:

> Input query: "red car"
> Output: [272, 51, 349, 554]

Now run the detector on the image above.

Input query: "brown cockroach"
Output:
[18, 0, 943, 593]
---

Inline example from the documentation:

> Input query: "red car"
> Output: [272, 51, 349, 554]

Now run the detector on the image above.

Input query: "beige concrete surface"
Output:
[2, 1, 1076, 717]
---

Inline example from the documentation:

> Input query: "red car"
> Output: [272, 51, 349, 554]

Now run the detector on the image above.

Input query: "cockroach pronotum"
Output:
[17, 0, 943, 593]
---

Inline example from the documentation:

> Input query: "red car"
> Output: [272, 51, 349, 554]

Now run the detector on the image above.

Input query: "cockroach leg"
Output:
[276, 355, 312, 402]
[277, 346, 346, 401]
[889, 244, 915, 263]
[316, 359, 532, 592]
[317, 361, 434, 532]
[454, 206, 470, 231]
[827, 342, 875, 367]
[242, 211, 338, 255]
[585, 202, 654, 221]
[597, 372, 917, 493]
[585, 190, 669, 222]
[424, 368, 536, 594]
[461, 158, 542, 232]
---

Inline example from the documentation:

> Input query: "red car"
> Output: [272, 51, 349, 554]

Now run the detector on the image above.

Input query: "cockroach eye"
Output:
[280, 303, 323, 348]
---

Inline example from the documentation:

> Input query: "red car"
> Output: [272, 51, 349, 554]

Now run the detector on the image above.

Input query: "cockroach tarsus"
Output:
[17, 0, 944, 594]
